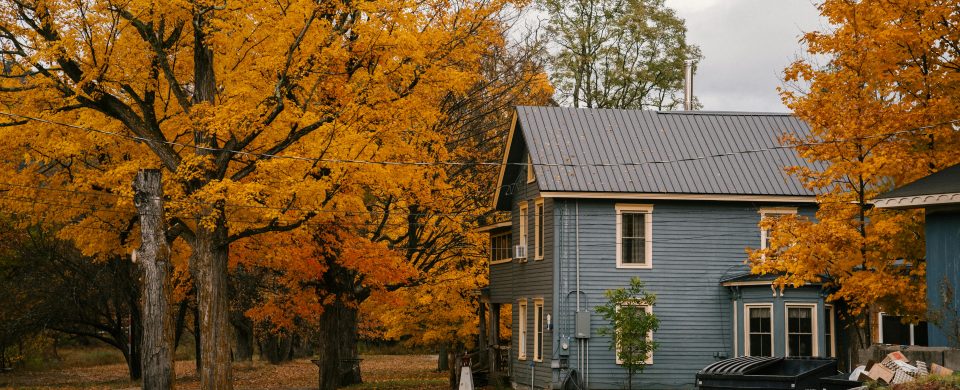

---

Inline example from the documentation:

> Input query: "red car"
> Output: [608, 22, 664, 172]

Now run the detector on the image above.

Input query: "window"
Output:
[518, 299, 527, 360]
[615, 304, 654, 365]
[534, 199, 544, 260]
[878, 312, 928, 346]
[759, 207, 797, 250]
[533, 299, 544, 361]
[518, 203, 528, 259]
[745, 304, 773, 357]
[490, 233, 512, 265]
[526, 154, 535, 183]
[615, 204, 653, 268]
[825, 305, 836, 357]
[785, 305, 817, 357]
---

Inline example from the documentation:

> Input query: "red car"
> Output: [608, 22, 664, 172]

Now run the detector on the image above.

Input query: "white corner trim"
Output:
[540, 191, 817, 203]
[873, 192, 960, 209]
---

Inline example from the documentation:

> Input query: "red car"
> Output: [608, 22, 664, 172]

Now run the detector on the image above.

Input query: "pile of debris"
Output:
[849, 351, 955, 387]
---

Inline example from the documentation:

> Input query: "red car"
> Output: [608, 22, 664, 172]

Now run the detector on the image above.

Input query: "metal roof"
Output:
[516, 106, 819, 197]
[874, 163, 960, 209]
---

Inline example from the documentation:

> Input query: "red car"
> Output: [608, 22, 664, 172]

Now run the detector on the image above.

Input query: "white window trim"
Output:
[615, 204, 653, 269]
[759, 207, 797, 250]
[533, 298, 544, 362]
[744, 303, 775, 357]
[526, 154, 536, 183]
[534, 199, 544, 260]
[784, 303, 818, 357]
[615, 303, 654, 365]
[490, 232, 512, 265]
[518, 203, 528, 260]
[825, 304, 836, 358]
[518, 299, 528, 360]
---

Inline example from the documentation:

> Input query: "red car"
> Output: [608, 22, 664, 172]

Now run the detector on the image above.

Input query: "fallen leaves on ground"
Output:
[0, 355, 445, 390]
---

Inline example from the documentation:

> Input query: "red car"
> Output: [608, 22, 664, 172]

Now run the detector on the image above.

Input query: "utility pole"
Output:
[133, 169, 175, 390]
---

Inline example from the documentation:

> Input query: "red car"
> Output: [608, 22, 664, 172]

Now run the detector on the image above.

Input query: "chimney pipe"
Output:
[684, 59, 695, 110]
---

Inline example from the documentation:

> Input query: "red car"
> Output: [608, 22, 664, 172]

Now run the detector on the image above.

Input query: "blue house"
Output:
[481, 106, 838, 389]
[874, 163, 960, 348]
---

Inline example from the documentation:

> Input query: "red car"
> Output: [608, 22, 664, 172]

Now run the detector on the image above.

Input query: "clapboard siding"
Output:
[548, 199, 816, 389]
[488, 149, 555, 388]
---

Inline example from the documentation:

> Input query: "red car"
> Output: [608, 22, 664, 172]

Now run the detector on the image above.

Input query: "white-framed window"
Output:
[744, 303, 774, 357]
[518, 299, 528, 360]
[534, 199, 544, 260]
[825, 305, 836, 358]
[527, 154, 535, 183]
[533, 298, 544, 362]
[490, 232, 512, 265]
[759, 207, 797, 250]
[878, 312, 929, 346]
[785, 304, 818, 357]
[518, 202, 528, 259]
[615, 204, 653, 268]
[615, 303, 654, 365]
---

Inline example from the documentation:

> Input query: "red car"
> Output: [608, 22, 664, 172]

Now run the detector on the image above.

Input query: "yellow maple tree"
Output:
[751, 0, 960, 351]
[0, 0, 519, 387]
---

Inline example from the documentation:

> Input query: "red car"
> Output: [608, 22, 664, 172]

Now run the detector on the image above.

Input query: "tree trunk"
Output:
[231, 316, 254, 362]
[127, 262, 144, 382]
[260, 333, 293, 364]
[193, 304, 202, 373]
[133, 169, 176, 390]
[315, 299, 361, 388]
[192, 225, 233, 390]
[128, 305, 144, 381]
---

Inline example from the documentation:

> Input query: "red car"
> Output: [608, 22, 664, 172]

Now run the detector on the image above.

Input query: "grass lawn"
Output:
[0, 353, 447, 389]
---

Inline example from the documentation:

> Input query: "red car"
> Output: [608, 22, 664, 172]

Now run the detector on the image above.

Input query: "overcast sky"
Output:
[663, 0, 827, 112]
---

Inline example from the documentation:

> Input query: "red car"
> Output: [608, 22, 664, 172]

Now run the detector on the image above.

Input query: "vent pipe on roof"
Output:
[684, 59, 695, 111]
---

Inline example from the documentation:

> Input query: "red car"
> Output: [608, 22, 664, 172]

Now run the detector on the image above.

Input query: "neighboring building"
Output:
[874, 163, 960, 348]
[480, 106, 837, 389]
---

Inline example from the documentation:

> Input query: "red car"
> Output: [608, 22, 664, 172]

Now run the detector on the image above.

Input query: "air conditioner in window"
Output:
[514, 245, 527, 260]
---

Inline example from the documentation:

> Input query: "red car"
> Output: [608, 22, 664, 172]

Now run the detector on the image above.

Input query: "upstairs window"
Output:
[518, 203, 528, 259]
[759, 207, 797, 250]
[490, 232, 512, 265]
[535, 199, 544, 260]
[616, 204, 653, 268]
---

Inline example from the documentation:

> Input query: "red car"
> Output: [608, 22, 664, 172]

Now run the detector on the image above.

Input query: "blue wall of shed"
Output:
[925, 209, 960, 347]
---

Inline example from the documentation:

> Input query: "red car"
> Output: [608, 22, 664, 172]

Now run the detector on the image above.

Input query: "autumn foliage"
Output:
[751, 0, 960, 329]
[0, 0, 538, 387]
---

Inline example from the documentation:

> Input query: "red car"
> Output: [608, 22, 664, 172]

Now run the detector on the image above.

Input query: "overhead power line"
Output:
[2, 111, 957, 168]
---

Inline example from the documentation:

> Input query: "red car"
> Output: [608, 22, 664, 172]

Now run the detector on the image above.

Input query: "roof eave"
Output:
[873, 192, 960, 209]
[539, 191, 818, 203]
